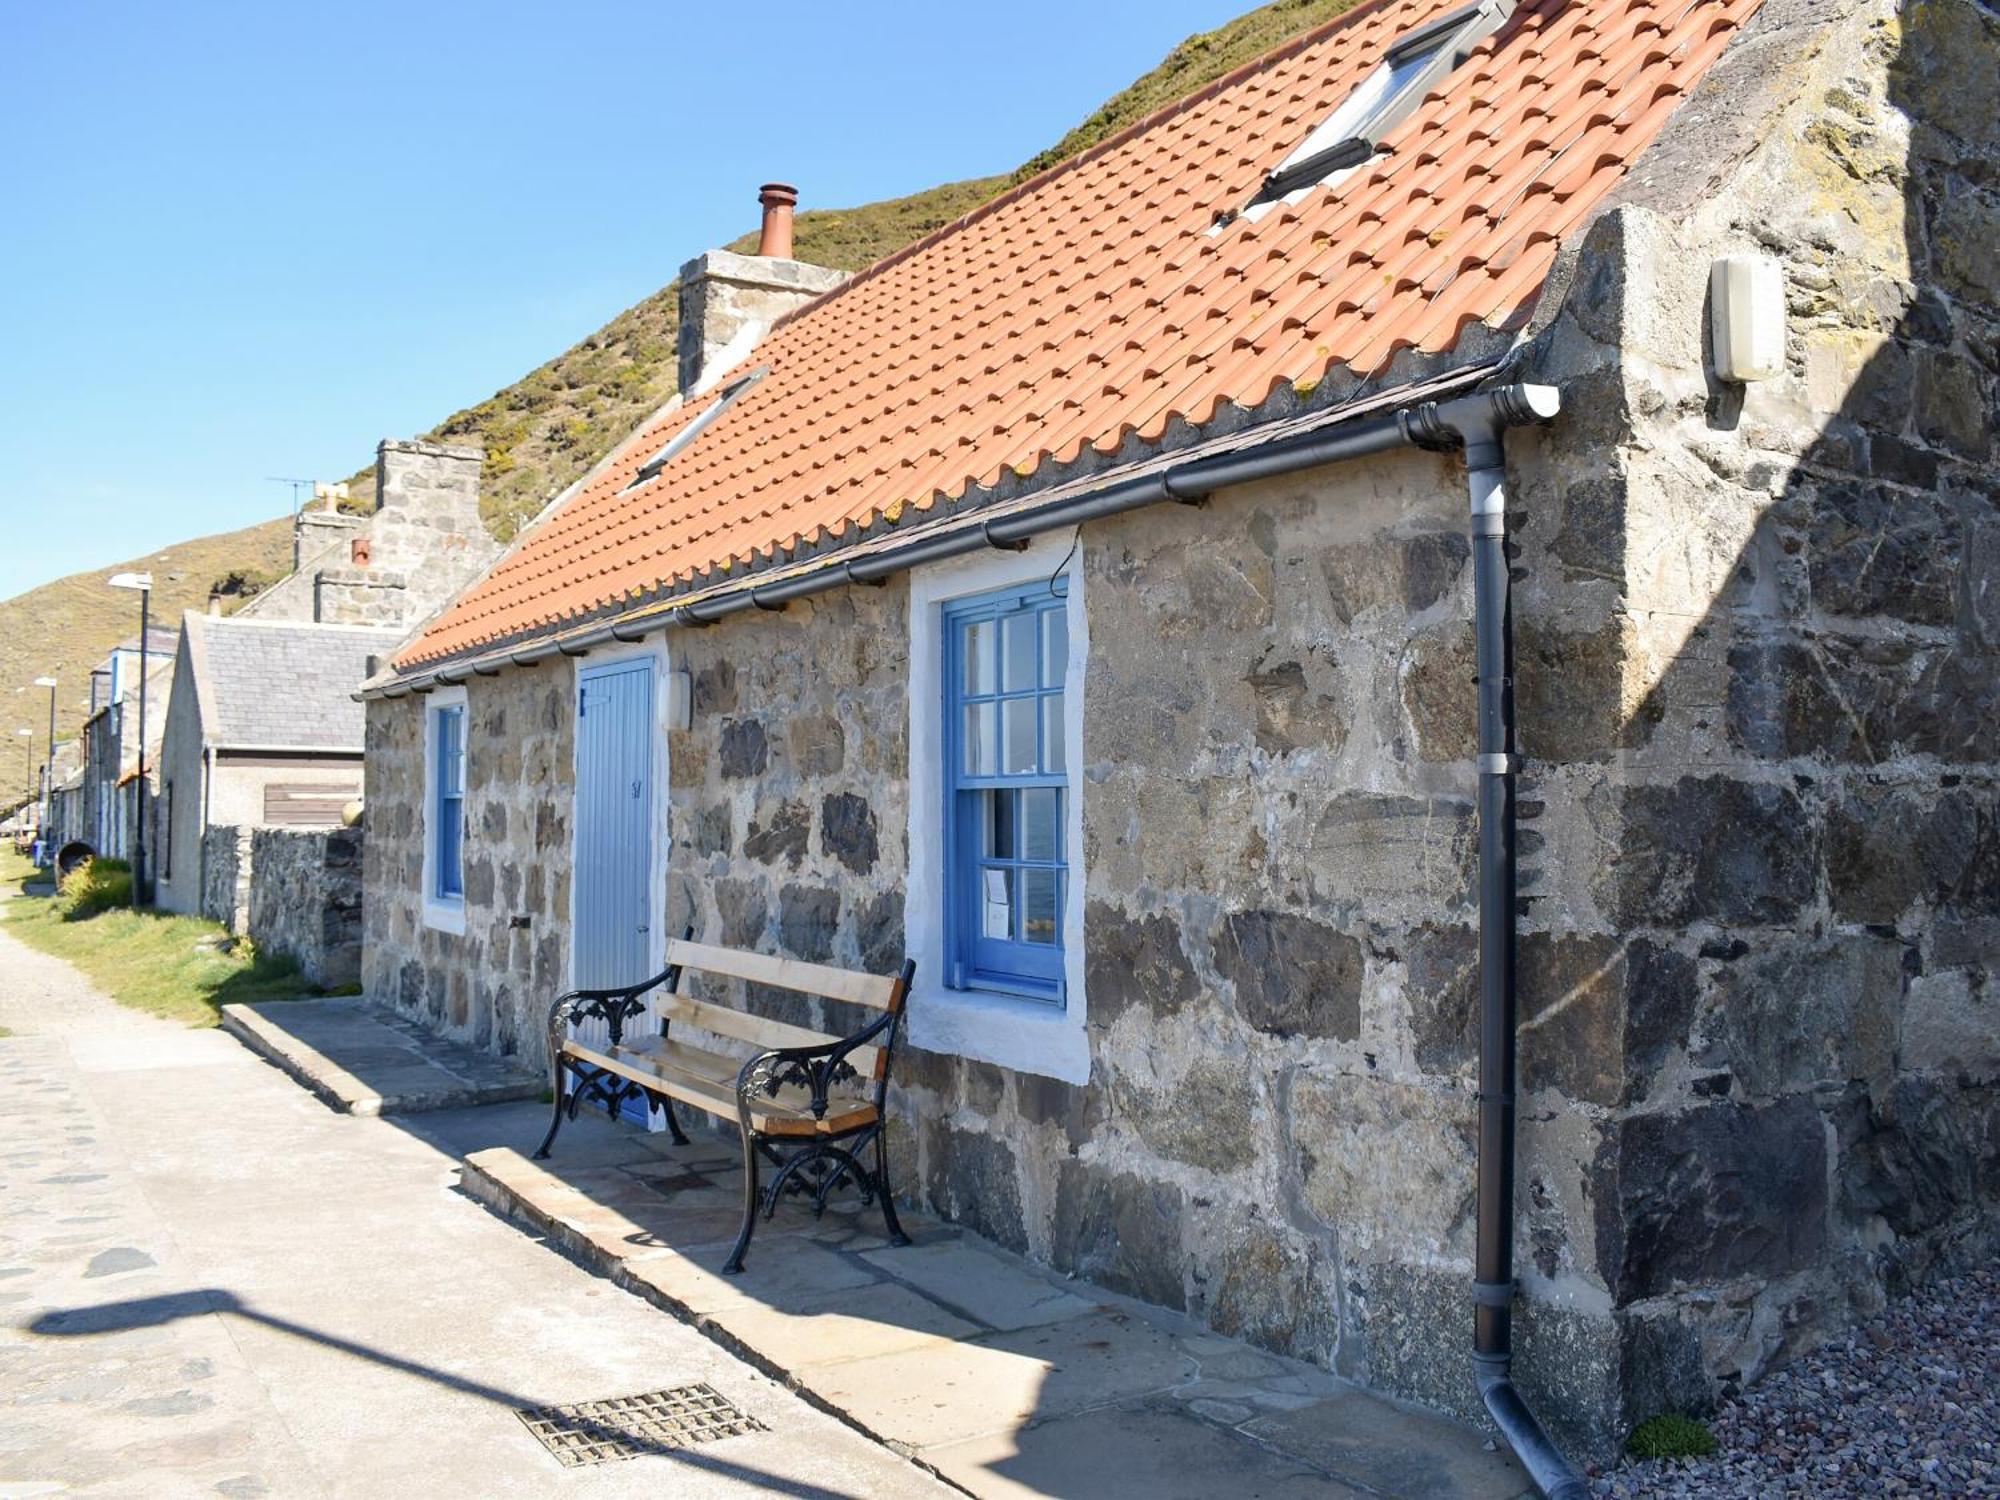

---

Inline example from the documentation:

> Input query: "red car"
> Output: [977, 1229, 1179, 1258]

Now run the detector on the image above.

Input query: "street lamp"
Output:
[108, 571, 153, 908]
[13, 729, 31, 846]
[33, 677, 54, 865]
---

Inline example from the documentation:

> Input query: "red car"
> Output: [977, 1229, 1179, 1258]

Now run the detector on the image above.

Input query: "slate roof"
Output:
[398, 0, 1762, 670]
[185, 615, 405, 751]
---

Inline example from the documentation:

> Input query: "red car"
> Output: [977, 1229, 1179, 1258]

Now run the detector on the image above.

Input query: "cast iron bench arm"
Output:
[734, 1006, 900, 1123]
[543, 926, 695, 1056]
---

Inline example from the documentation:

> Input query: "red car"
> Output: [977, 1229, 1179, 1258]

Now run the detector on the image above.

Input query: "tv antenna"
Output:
[266, 477, 315, 515]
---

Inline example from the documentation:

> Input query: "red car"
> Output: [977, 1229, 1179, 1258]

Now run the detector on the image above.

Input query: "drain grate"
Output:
[516, 1382, 767, 1467]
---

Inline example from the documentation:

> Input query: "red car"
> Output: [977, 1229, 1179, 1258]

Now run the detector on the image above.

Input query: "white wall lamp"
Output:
[664, 667, 694, 732]
[1710, 254, 1785, 383]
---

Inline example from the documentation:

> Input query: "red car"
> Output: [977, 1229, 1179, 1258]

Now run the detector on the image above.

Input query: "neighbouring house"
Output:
[60, 627, 178, 872]
[239, 437, 499, 631]
[151, 614, 404, 919]
[357, 0, 1998, 1465]
[152, 437, 500, 975]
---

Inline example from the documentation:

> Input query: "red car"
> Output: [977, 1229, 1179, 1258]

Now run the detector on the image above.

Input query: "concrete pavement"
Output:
[0, 907, 949, 1500]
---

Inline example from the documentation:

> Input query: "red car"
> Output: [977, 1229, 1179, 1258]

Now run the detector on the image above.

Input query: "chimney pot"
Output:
[206, 592, 223, 616]
[757, 182, 798, 259]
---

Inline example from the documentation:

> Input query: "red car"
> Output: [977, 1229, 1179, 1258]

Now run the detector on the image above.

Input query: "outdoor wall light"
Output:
[1710, 254, 1785, 383]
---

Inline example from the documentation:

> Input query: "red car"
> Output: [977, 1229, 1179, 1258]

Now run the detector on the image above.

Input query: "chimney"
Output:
[757, 183, 797, 258]
[677, 184, 847, 397]
[206, 592, 223, 616]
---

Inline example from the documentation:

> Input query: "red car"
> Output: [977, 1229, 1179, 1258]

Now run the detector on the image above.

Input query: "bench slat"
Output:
[652, 995, 883, 1080]
[564, 1036, 879, 1138]
[664, 939, 903, 1011]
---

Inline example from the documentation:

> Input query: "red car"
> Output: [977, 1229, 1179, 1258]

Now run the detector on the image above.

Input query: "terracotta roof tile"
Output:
[399, 0, 1763, 669]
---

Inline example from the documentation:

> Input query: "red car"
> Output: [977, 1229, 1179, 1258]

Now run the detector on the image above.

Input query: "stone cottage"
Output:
[358, 0, 1998, 1470]
[154, 438, 501, 922]
[152, 615, 403, 919]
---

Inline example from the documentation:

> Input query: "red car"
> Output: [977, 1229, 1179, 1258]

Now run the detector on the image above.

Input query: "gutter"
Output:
[369, 372, 1523, 699]
[362, 372, 1584, 1495]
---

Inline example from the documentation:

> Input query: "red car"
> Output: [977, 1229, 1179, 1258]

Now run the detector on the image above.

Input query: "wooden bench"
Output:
[534, 935, 917, 1274]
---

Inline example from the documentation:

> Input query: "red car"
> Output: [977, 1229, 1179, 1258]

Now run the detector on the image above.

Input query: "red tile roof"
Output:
[399, 0, 1761, 669]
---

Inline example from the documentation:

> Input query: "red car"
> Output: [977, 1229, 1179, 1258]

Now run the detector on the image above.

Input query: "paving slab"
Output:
[220, 996, 542, 1115]
[462, 1123, 1536, 1499]
[859, 1237, 1099, 1331]
[1245, 1389, 1538, 1499]
[925, 1402, 1370, 1500]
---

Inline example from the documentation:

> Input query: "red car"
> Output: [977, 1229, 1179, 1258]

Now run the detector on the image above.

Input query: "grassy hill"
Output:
[2, 0, 1360, 780]
[0, 517, 294, 804]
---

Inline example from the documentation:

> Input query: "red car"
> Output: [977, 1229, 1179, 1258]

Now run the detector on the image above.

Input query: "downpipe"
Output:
[1428, 387, 1588, 1500]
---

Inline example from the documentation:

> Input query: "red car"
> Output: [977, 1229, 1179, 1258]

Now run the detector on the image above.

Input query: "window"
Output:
[159, 782, 172, 880]
[422, 686, 469, 931]
[625, 366, 768, 491]
[433, 703, 465, 899]
[943, 581, 1070, 1000]
[1246, 0, 1509, 211]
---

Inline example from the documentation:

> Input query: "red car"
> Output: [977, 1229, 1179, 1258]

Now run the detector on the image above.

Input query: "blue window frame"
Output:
[432, 703, 465, 900]
[943, 581, 1070, 1001]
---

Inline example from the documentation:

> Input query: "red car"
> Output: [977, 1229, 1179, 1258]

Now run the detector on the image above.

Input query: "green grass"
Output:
[2, 892, 318, 1027]
[1627, 1414, 1719, 1461]
[0, 845, 38, 891]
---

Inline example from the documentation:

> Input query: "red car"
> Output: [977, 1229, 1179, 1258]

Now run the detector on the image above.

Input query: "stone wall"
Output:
[245, 826, 364, 987]
[313, 566, 410, 628]
[361, 659, 573, 1062]
[201, 824, 251, 932]
[1483, 0, 2000, 1438]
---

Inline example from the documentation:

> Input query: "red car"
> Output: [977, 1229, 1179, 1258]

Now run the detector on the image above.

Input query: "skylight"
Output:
[627, 366, 768, 491]
[1248, 0, 1514, 212]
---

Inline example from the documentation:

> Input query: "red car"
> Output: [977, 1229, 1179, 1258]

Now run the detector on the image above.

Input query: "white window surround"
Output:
[420, 684, 467, 935]
[906, 530, 1089, 1084]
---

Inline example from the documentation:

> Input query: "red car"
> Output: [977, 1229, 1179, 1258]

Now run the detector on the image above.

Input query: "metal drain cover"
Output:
[516, 1382, 766, 1467]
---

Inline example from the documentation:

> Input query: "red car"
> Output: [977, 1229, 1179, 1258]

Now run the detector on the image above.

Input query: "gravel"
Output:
[1592, 1264, 1999, 1498]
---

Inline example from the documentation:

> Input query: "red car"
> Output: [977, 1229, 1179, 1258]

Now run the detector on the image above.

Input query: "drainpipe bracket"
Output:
[1477, 752, 1516, 776]
[1472, 1279, 1517, 1308]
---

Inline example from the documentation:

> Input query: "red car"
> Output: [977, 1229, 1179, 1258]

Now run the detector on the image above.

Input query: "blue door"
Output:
[572, 658, 657, 1124]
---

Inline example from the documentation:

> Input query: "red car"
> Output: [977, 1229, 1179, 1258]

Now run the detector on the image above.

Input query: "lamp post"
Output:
[33, 677, 55, 865]
[13, 729, 30, 847]
[108, 572, 152, 908]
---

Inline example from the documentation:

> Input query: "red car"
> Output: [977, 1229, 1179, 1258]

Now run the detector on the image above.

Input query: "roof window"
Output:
[1247, 0, 1514, 213]
[627, 366, 768, 490]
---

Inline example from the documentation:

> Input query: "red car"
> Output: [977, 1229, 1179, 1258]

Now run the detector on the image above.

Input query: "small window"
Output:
[159, 782, 173, 880]
[943, 582, 1070, 1001]
[1249, 0, 1507, 209]
[432, 702, 465, 901]
[625, 366, 768, 491]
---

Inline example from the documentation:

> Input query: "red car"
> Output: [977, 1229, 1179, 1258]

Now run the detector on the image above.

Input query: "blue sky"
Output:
[0, 1, 1257, 601]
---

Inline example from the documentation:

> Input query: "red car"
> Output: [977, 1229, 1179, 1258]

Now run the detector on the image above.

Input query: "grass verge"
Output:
[2, 890, 318, 1027]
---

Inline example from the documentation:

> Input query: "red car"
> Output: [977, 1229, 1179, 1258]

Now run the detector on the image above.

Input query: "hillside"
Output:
[338, 0, 1363, 541]
[2, 0, 1362, 780]
[0, 516, 294, 789]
